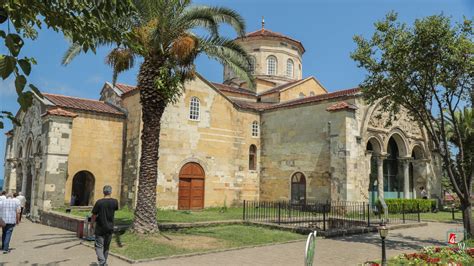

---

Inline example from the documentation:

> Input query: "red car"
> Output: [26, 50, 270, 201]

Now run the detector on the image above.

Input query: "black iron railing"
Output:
[242, 200, 422, 231]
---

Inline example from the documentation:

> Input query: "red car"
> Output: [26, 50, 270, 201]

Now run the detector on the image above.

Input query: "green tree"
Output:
[64, 0, 253, 233]
[0, 0, 135, 128]
[351, 13, 473, 234]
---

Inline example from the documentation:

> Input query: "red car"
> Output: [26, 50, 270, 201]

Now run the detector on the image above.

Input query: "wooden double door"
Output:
[178, 163, 205, 210]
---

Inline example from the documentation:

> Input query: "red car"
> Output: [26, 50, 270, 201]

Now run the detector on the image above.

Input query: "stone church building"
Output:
[2, 27, 442, 218]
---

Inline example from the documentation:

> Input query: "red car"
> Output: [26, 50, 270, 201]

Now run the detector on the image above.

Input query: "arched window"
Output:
[251, 121, 259, 137]
[249, 145, 257, 170]
[189, 97, 200, 121]
[249, 56, 256, 74]
[309, 91, 315, 96]
[299, 92, 305, 98]
[291, 172, 306, 204]
[286, 59, 294, 78]
[267, 56, 277, 75]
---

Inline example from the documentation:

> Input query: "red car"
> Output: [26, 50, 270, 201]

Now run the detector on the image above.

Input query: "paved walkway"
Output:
[0, 220, 462, 265]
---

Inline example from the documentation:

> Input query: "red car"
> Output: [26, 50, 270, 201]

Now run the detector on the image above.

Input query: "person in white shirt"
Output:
[0, 191, 7, 201]
[0, 193, 21, 254]
[15, 192, 26, 221]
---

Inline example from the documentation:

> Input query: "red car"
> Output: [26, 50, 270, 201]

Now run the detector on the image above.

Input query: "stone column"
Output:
[21, 162, 28, 194]
[401, 158, 411, 199]
[376, 155, 386, 201]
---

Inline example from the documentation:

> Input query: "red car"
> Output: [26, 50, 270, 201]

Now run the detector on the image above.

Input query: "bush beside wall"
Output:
[376, 199, 436, 213]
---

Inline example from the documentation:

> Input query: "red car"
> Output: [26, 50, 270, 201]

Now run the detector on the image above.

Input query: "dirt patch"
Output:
[151, 234, 226, 250]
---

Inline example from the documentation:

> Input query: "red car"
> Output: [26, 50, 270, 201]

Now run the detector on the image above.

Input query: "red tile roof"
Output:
[115, 83, 137, 94]
[258, 79, 303, 96]
[264, 87, 361, 111]
[211, 83, 257, 97]
[231, 100, 275, 111]
[326, 101, 358, 112]
[43, 93, 124, 116]
[242, 29, 305, 53]
[43, 107, 78, 118]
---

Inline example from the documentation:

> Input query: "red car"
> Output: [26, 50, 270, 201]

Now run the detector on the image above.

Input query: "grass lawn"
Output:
[55, 207, 243, 224]
[110, 224, 305, 260]
[420, 210, 464, 222]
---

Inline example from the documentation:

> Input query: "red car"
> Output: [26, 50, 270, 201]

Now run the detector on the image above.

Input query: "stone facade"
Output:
[3, 26, 442, 216]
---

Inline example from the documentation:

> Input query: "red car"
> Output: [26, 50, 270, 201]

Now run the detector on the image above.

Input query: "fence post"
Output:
[278, 202, 281, 225]
[367, 203, 370, 227]
[323, 203, 327, 231]
[417, 202, 421, 222]
[452, 206, 455, 220]
[243, 200, 246, 221]
[402, 201, 405, 224]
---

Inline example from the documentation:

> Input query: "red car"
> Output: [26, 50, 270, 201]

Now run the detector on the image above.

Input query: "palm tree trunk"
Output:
[132, 58, 166, 233]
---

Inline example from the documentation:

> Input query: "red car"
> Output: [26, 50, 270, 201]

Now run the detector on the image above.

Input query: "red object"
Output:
[448, 233, 457, 244]
[76, 221, 85, 238]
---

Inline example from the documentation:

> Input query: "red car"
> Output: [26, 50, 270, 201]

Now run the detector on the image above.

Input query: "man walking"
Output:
[15, 192, 26, 221]
[92, 185, 118, 265]
[0, 193, 20, 254]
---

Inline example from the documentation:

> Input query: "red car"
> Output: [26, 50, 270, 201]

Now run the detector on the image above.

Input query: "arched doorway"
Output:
[71, 171, 95, 206]
[291, 172, 306, 204]
[384, 137, 402, 198]
[366, 138, 382, 204]
[178, 163, 205, 210]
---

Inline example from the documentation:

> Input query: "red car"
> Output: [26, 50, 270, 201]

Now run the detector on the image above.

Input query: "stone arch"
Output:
[411, 144, 425, 160]
[386, 129, 409, 157]
[366, 135, 383, 154]
[71, 171, 95, 206]
[175, 157, 209, 177]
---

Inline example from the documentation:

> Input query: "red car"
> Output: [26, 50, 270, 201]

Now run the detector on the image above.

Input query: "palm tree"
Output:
[63, 0, 253, 233]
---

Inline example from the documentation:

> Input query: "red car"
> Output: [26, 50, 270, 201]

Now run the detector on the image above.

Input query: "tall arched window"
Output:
[249, 145, 257, 170]
[291, 172, 306, 204]
[267, 56, 277, 75]
[189, 97, 200, 121]
[286, 59, 294, 78]
[249, 56, 256, 74]
[251, 121, 259, 137]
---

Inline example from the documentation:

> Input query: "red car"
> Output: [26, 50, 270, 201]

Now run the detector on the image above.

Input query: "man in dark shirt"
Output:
[92, 185, 118, 266]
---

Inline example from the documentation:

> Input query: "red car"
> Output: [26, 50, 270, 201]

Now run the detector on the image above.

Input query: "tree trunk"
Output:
[132, 58, 166, 233]
[460, 198, 473, 237]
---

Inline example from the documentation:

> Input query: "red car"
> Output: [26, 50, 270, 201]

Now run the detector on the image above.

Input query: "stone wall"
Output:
[65, 112, 124, 205]
[260, 100, 346, 202]
[116, 76, 261, 209]
[279, 78, 327, 101]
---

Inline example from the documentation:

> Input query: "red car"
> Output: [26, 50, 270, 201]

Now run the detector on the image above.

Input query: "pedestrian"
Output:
[420, 187, 428, 199]
[15, 192, 26, 222]
[92, 185, 118, 266]
[0, 191, 6, 201]
[0, 193, 21, 254]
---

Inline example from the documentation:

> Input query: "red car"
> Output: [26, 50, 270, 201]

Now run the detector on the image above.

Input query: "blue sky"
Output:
[0, 0, 472, 179]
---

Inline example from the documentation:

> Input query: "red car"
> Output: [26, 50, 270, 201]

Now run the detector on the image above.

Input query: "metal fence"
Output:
[242, 200, 422, 231]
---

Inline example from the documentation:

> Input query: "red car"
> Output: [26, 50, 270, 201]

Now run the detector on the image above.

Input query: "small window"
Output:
[252, 121, 259, 137]
[249, 145, 257, 170]
[249, 56, 256, 74]
[291, 172, 306, 204]
[189, 97, 200, 121]
[267, 56, 277, 75]
[299, 92, 305, 98]
[309, 91, 315, 96]
[286, 59, 294, 78]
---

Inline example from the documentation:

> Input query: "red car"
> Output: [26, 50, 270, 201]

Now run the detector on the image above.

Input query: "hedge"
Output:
[376, 199, 436, 213]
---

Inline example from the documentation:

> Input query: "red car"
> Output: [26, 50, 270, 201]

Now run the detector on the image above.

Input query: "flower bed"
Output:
[364, 245, 474, 265]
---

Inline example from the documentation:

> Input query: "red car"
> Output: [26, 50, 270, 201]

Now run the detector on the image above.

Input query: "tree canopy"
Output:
[0, 0, 135, 128]
[351, 12, 473, 234]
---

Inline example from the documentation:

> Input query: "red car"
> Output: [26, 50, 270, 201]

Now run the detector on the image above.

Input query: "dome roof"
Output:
[239, 28, 305, 53]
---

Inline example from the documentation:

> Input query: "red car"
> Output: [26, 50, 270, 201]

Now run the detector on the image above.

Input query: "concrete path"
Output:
[0, 220, 462, 265]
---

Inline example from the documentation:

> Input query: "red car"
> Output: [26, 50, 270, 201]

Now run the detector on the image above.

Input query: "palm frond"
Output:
[184, 6, 246, 37]
[105, 47, 136, 85]
[62, 43, 83, 66]
[198, 36, 254, 88]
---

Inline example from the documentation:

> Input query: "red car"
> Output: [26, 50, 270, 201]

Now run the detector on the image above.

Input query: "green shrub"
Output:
[376, 199, 436, 213]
